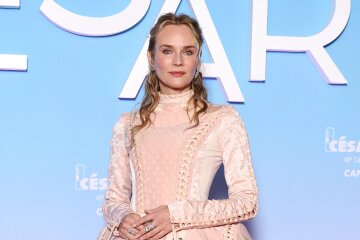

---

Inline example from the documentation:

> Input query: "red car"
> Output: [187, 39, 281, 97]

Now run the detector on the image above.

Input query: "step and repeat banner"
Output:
[1, 0, 359, 239]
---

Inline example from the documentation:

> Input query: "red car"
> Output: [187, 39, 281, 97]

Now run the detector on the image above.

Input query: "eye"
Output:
[183, 50, 194, 56]
[162, 49, 172, 55]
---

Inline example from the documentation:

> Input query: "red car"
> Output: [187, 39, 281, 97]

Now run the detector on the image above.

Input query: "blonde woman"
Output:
[101, 13, 258, 240]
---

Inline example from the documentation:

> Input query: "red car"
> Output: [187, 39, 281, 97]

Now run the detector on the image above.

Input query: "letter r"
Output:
[250, 0, 351, 84]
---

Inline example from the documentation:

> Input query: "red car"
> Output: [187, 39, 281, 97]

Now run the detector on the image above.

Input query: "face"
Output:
[148, 24, 199, 95]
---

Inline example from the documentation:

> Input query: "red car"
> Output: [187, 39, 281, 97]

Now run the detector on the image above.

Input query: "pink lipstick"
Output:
[169, 71, 185, 77]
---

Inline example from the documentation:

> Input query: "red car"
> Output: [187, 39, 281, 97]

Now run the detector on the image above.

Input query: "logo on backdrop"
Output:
[325, 127, 360, 153]
[75, 164, 108, 190]
[75, 164, 107, 215]
[325, 127, 360, 177]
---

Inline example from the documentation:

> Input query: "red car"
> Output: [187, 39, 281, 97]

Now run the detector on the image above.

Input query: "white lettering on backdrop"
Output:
[0, 0, 19, 8]
[120, 0, 243, 101]
[39, 0, 351, 102]
[0, 0, 28, 71]
[40, 0, 242, 101]
[251, 0, 350, 84]
[40, 0, 150, 36]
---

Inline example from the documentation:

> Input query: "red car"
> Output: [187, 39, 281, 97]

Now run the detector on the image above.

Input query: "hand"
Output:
[132, 205, 172, 240]
[118, 213, 141, 239]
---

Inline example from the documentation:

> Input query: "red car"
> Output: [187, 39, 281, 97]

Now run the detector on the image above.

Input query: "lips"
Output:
[169, 71, 185, 77]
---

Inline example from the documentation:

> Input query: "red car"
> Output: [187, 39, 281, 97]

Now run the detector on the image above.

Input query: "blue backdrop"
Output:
[1, 0, 359, 239]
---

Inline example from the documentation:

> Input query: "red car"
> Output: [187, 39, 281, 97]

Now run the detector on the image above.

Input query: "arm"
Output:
[102, 114, 134, 228]
[168, 108, 258, 230]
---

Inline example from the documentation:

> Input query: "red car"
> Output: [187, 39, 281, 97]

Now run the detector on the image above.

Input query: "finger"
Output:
[120, 221, 133, 231]
[136, 224, 163, 240]
[151, 229, 169, 240]
[148, 223, 170, 240]
[127, 231, 140, 240]
[133, 221, 159, 239]
[137, 224, 145, 231]
[127, 227, 140, 236]
[125, 224, 144, 237]
[119, 229, 139, 240]
[121, 214, 141, 229]
[120, 234, 139, 240]
[119, 230, 138, 240]
[119, 223, 139, 239]
[132, 214, 153, 227]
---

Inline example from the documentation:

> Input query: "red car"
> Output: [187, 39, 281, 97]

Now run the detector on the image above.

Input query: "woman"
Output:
[101, 13, 258, 240]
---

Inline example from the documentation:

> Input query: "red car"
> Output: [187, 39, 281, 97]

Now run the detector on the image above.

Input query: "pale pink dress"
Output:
[102, 91, 258, 240]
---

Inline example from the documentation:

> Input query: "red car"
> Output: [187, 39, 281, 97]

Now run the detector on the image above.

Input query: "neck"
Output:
[158, 89, 194, 105]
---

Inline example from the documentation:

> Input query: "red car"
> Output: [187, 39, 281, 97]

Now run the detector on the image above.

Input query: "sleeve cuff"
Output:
[168, 201, 185, 223]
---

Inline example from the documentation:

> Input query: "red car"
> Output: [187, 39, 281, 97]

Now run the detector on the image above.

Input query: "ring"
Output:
[144, 222, 155, 233]
[127, 227, 137, 236]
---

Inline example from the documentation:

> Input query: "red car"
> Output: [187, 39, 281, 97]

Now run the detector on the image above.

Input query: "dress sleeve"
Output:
[167, 108, 258, 230]
[102, 114, 134, 228]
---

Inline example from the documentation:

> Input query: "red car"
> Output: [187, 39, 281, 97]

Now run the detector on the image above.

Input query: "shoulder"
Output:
[113, 111, 137, 131]
[207, 104, 242, 120]
[206, 104, 246, 130]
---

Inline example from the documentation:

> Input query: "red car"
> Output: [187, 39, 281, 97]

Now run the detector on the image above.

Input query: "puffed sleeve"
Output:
[167, 107, 258, 230]
[102, 114, 134, 228]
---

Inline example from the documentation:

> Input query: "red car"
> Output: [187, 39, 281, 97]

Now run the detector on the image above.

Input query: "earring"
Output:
[194, 66, 200, 78]
[149, 64, 155, 72]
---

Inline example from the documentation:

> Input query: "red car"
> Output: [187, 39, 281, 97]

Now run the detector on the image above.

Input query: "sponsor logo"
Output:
[344, 169, 360, 177]
[325, 127, 360, 153]
[75, 164, 107, 191]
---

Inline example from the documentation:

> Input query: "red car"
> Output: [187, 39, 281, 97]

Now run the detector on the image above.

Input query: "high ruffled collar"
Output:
[159, 90, 193, 104]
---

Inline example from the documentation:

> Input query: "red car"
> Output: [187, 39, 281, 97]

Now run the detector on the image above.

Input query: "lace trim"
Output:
[238, 120, 258, 210]
[103, 114, 135, 229]
[175, 207, 257, 230]
[159, 90, 194, 104]
[224, 224, 234, 240]
[224, 223, 253, 240]
[171, 106, 258, 230]
[126, 113, 146, 213]
[175, 107, 225, 201]
[133, 141, 145, 213]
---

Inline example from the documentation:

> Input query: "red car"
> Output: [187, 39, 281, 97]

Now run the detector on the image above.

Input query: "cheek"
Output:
[154, 56, 170, 71]
[186, 59, 198, 72]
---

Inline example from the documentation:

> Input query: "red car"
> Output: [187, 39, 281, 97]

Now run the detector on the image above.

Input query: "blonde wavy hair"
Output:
[131, 13, 208, 142]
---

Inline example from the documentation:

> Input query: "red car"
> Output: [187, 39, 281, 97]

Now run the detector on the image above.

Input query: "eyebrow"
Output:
[159, 44, 197, 49]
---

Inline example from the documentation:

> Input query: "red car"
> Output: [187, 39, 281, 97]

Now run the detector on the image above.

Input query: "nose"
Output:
[173, 52, 183, 66]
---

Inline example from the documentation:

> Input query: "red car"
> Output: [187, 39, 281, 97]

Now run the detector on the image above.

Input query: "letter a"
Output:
[120, 0, 244, 102]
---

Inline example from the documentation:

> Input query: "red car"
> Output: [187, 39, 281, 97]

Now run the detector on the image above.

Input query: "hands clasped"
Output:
[118, 205, 173, 240]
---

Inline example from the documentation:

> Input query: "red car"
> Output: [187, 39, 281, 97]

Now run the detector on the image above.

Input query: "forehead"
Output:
[155, 24, 197, 48]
